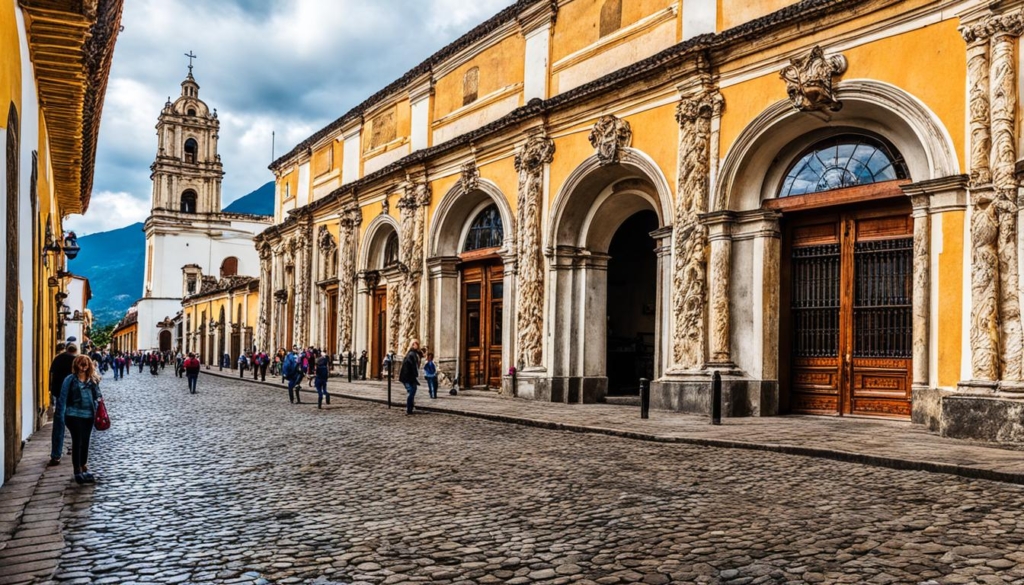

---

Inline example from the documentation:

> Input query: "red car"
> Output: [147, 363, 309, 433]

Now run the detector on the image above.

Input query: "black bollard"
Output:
[711, 370, 722, 425]
[347, 351, 353, 383]
[640, 378, 650, 419]
[386, 353, 393, 409]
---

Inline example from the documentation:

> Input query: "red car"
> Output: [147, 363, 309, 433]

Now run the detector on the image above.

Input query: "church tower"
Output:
[150, 67, 223, 214]
[131, 58, 272, 353]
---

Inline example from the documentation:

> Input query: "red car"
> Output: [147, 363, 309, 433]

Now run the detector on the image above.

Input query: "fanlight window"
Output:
[184, 138, 198, 164]
[384, 232, 400, 267]
[463, 204, 503, 252]
[779, 135, 909, 198]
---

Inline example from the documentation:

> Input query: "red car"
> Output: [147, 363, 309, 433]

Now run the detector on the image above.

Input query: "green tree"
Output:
[89, 322, 116, 349]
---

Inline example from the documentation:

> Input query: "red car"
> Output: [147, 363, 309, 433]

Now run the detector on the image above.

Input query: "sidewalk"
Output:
[205, 368, 1024, 485]
[0, 422, 74, 585]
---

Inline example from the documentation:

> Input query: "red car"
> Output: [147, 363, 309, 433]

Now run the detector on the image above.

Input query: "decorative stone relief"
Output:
[396, 181, 431, 349]
[337, 205, 360, 354]
[971, 192, 1001, 380]
[514, 134, 555, 369]
[779, 45, 847, 112]
[294, 227, 313, 346]
[380, 196, 389, 216]
[671, 91, 720, 370]
[460, 162, 479, 195]
[256, 241, 273, 352]
[588, 115, 632, 165]
[388, 280, 401, 354]
[316, 225, 337, 281]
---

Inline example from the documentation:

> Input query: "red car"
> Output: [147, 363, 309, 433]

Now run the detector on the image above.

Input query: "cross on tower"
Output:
[184, 50, 197, 74]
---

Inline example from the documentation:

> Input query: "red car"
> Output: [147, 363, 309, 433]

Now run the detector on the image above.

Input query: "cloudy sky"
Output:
[65, 0, 513, 235]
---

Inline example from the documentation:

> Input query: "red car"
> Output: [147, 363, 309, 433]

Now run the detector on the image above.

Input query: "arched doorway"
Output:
[771, 134, 913, 417]
[159, 330, 172, 352]
[359, 216, 400, 379]
[459, 203, 504, 389]
[606, 210, 657, 396]
[548, 150, 672, 403]
[218, 307, 226, 365]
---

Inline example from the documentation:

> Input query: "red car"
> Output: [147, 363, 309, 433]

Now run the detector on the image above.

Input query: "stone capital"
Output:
[588, 115, 632, 166]
[514, 134, 555, 173]
[779, 45, 847, 112]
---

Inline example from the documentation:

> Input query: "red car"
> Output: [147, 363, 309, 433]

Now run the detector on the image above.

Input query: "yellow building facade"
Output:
[181, 276, 260, 367]
[0, 0, 122, 482]
[257, 0, 1023, 442]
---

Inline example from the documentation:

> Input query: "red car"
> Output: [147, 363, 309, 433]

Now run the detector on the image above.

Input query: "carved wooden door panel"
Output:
[326, 288, 338, 357]
[371, 287, 387, 379]
[461, 260, 504, 388]
[787, 208, 912, 418]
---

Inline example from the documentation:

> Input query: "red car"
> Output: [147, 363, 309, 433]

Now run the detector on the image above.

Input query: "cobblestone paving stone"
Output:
[48, 371, 1024, 585]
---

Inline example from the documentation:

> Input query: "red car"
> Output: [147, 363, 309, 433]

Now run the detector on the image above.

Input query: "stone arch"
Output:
[542, 148, 673, 403]
[359, 213, 401, 271]
[430, 178, 514, 257]
[548, 147, 673, 251]
[717, 79, 960, 212]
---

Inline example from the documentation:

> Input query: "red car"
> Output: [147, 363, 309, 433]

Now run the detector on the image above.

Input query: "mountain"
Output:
[68, 222, 146, 328]
[223, 180, 274, 215]
[71, 182, 276, 328]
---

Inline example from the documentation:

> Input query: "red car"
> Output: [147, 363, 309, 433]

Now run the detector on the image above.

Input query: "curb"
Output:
[201, 370, 1024, 486]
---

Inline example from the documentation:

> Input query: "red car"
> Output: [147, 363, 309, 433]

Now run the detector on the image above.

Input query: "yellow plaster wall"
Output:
[718, 20, 965, 174]
[552, 0, 672, 62]
[478, 157, 518, 215]
[622, 103, 678, 189]
[548, 127, 598, 206]
[433, 34, 525, 120]
[0, 0, 21, 127]
[938, 211, 964, 389]
[246, 290, 259, 328]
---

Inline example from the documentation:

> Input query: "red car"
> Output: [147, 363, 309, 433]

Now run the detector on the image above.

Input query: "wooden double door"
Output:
[371, 286, 387, 379]
[784, 204, 913, 418]
[461, 260, 503, 388]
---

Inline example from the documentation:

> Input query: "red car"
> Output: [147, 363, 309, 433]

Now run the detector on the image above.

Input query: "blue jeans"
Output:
[112, 367, 119, 380]
[187, 375, 198, 394]
[50, 409, 65, 461]
[288, 374, 303, 402]
[403, 382, 417, 414]
[315, 378, 328, 401]
[425, 376, 438, 399]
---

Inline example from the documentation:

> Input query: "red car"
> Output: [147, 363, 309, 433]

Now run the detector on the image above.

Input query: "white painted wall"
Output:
[18, 4, 38, 442]
[342, 127, 361, 185]
[682, 0, 717, 41]
[524, 24, 551, 102]
[411, 97, 430, 151]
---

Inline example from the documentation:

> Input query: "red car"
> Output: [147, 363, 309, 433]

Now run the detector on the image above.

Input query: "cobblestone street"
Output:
[37, 371, 1024, 584]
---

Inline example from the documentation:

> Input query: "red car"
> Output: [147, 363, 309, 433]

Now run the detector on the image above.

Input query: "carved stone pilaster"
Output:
[294, 227, 313, 346]
[514, 134, 555, 369]
[701, 211, 735, 367]
[909, 196, 931, 388]
[387, 279, 401, 354]
[337, 205, 360, 353]
[588, 115, 632, 165]
[396, 181, 430, 349]
[671, 90, 719, 370]
[962, 32, 991, 185]
[971, 188, 1001, 381]
[256, 241, 273, 352]
[316, 224, 337, 281]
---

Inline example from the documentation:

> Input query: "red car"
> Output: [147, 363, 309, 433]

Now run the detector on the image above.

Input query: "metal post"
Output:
[711, 370, 722, 425]
[347, 351, 353, 383]
[640, 378, 650, 419]
[386, 352, 393, 409]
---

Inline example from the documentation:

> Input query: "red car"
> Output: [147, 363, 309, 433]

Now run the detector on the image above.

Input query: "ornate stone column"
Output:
[702, 211, 735, 368]
[909, 194, 931, 389]
[337, 205, 361, 354]
[514, 134, 555, 369]
[294, 224, 314, 347]
[671, 89, 722, 371]
[256, 242, 272, 352]
[961, 26, 991, 186]
[397, 180, 430, 349]
[387, 276, 401, 354]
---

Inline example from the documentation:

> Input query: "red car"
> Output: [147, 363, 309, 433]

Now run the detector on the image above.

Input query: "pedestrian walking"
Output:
[398, 340, 421, 415]
[424, 352, 438, 399]
[283, 346, 303, 403]
[237, 353, 248, 378]
[315, 355, 331, 409]
[47, 342, 77, 466]
[359, 350, 368, 380]
[183, 352, 200, 394]
[55, 355, 102, 485]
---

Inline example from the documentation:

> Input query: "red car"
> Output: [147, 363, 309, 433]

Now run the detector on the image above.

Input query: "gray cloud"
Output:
[68, 0, 513, 235]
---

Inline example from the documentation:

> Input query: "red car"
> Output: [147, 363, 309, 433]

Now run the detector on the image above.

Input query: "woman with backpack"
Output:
[55, 355, 103, 485]
[315, 355, 331, 409]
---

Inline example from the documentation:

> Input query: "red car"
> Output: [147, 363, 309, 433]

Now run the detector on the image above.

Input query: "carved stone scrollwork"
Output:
[779, 45, 847, 112]
[256, 241, 273, 351]
[514, 134, 555, 369]
[460, 162, 479, 195]
[337, 205, 361, 353]
[671, 91, 720, 370]
[293, 228, 313, 346]
[396, 181, 431, 349]
[588, 115, 632, 165]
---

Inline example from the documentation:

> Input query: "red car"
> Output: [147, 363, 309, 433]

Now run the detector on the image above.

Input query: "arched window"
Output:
[600, 0, 622, 37]
[220, 256, 239, 277]
[384, 232, 400, 267]
[184, 138, 198, 164]
[463, 67, 480, 106]
[463, 204, 504, 252]
[779, 135, 909, 198]
[187, 108, 196, 116]
[181, 190, 197, 213]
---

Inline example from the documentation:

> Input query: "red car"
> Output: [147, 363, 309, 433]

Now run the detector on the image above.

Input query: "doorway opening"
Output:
[605, 210, 657, 396]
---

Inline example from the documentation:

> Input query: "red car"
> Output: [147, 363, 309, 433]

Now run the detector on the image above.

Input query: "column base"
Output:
[651, 374, 778, 417]
[505, 373, 607, 404]
[941, 393, 1024, 443]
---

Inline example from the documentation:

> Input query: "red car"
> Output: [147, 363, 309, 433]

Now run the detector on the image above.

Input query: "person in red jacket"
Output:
[183, 353, 201, 394]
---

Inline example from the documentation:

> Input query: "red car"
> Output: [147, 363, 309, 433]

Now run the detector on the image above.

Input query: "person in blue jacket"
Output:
[315, 355, 331, 409]
[282, 346, 303, 404]
[55, 355, 102, 485]
[423, 352, 438, 399]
